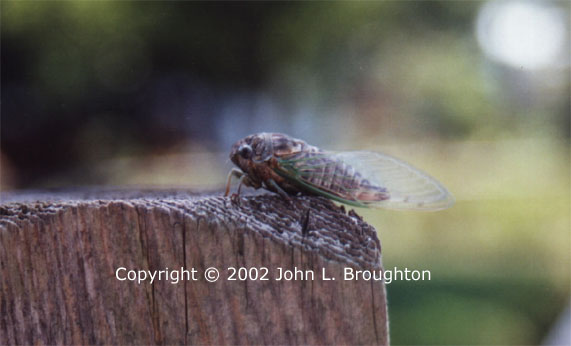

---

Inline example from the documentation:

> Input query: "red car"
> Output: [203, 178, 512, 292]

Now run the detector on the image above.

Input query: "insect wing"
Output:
[274, 151, 368, 207]
[276, 151, 454, 211]
[335, 151, 454, 210]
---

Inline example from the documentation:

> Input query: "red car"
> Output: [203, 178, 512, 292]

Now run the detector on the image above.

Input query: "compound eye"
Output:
[238, 144, 253, 159]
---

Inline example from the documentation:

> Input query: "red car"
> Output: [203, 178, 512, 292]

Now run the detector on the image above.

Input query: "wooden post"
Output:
[0, 189, 388, 345]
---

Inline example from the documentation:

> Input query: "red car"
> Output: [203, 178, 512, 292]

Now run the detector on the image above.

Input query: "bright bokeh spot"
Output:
[476, 1, 568, 70]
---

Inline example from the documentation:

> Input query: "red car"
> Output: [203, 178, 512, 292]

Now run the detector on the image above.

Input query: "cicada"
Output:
[225, 133, 454, 211]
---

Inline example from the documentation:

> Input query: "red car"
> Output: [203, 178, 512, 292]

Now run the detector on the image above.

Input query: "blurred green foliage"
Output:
[389, 278, 565, 344]
[362, 138, 569, 344]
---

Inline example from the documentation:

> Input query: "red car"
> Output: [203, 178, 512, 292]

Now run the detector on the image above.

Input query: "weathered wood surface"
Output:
[0, 188, 388, 345]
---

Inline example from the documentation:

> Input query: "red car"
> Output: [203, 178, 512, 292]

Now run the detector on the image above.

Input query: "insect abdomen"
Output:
[293, 153, 389, 202]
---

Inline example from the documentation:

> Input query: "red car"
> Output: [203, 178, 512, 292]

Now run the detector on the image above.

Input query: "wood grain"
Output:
[0, 189, 388, 345]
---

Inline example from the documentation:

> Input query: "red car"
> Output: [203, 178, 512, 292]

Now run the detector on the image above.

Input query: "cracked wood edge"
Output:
[0, 190, 388, 345]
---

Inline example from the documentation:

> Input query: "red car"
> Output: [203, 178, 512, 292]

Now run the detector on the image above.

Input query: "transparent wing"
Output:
[335, 151, 454, 210]
[276, 151, 454, 211]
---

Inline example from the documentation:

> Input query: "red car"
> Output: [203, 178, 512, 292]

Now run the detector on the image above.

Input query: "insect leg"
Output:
[266, 179, 292, 202]
[236, 175, 248, 195]
[230, 175, 247, 204]
[232, 174, 263, 203]
[225, 168, 245, 197]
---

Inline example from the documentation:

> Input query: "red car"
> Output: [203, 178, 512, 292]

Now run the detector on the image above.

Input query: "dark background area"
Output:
[4, 1, 567, 189]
